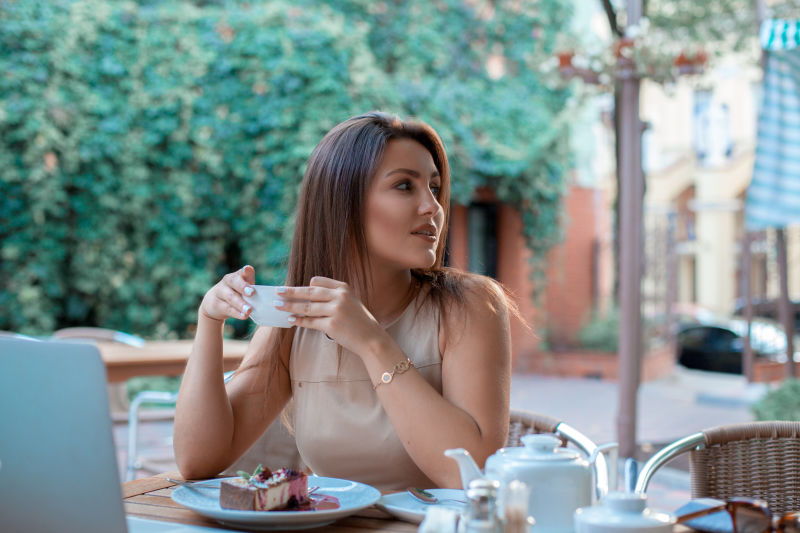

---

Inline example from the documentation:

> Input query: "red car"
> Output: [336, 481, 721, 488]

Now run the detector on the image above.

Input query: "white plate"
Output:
[171, 476, 380, 530]
[377, 489, 466, 523]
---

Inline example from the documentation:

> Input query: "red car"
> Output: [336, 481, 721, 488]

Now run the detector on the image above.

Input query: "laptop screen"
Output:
[0, 338, 127, 533]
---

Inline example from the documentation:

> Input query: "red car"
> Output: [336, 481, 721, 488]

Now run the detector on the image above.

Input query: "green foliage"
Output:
[577, 307, 621, 352]
[0, 0, 575, 338]
[334, 0, 574, 260]
[751, 379, 800, 422]
[126, 375, 181, 403]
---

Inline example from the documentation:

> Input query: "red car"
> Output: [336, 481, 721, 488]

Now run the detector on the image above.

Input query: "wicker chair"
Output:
[634, 421, 800, 514]
[507, 409, 613, 497]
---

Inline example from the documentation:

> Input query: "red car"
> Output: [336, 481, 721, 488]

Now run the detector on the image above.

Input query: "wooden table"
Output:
[123, 473, 695, 532]
[98, 339, 249, 382]
[123, 472, 417, 532]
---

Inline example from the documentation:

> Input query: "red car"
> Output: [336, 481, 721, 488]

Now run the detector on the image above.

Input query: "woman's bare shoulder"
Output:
[440, 270, 509, 317]
[435, 271, 511, 354]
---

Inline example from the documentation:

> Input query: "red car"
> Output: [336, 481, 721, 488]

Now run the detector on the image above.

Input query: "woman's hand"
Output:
[199, 265, 256, 323]
[277, 276, 388, 356]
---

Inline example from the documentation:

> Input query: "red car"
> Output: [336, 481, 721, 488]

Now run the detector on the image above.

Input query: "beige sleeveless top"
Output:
[289, 288, 441, 491]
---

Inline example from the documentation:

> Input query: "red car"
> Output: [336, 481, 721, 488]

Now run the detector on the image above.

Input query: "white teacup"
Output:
[243, 285, 294, 328]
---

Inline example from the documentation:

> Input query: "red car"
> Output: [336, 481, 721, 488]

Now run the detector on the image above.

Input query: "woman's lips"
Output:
[412, 232, 437, 243]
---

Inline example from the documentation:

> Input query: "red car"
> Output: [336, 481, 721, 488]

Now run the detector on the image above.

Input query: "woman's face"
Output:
[364, 138, 445, 273]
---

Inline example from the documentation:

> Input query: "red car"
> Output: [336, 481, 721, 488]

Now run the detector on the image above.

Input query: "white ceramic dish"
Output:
[377, 489, 466, 524]
[171, 475, 380, 530]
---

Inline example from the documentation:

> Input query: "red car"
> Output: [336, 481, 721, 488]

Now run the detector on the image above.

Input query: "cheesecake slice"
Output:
[220, 466, 308, 511]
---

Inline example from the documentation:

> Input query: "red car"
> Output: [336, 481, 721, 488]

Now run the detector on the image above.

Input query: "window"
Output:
[467, 203, 498, 278]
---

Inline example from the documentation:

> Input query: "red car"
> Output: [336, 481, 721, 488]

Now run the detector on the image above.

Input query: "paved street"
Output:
[114, 365, 765, 513]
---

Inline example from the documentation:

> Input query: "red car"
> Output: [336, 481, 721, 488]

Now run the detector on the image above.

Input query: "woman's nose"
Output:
[418, 188, 440, 215]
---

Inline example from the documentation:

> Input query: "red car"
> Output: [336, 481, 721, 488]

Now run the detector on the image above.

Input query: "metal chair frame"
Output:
[125, 370, 236, 481]
[634, 432, 705, 494]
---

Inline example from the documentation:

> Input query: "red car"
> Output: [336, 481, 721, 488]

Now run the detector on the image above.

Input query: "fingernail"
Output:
[273, 299, 284, 307]
[287, 316, 296, 323]
[276, 286, 287, 294]
[244, 286, 254, 296]
[243, 305, 251, 314]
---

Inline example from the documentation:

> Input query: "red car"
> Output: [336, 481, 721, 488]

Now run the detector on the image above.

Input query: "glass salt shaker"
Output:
[459, 478, 503, 533]
[503, 480, 535, 533]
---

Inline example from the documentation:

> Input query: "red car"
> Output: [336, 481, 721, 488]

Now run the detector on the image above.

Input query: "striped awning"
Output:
[760, 18, 800, 51]
[745, 19, 800, 230]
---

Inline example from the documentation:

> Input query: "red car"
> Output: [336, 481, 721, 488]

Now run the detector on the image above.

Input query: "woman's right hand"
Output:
[198, 265, 256, 322]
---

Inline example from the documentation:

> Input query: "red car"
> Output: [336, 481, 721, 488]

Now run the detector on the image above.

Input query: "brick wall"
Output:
[448, 184, 638, 377]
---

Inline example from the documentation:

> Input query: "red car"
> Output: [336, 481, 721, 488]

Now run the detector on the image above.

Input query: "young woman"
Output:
[174, 111, 513, 490]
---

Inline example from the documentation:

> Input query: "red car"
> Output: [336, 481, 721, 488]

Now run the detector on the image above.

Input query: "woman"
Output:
[174, 111, 513, 490]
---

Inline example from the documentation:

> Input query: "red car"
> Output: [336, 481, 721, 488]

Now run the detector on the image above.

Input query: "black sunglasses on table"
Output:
[677, 497, 800, 533]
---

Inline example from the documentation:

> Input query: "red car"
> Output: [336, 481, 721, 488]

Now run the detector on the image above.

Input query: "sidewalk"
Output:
[114, 366, 765, 512]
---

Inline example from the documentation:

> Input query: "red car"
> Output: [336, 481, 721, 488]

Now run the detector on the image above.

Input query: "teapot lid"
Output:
[574, 492, 676, 532]
[498, 434, 581, 462]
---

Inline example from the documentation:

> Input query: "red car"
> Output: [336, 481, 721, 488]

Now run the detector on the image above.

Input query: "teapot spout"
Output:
[444, 448, 483, 491]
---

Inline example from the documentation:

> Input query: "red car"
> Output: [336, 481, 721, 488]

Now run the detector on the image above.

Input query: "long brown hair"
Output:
[242, 111, 512, 398]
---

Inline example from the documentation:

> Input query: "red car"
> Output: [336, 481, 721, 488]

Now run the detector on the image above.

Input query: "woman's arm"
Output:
[373, 278, 511, 487]
[281, 276, 511, 487]
[173, 267, 293, 479]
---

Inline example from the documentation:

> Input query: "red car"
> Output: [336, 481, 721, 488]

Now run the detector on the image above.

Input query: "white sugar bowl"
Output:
[574, 492, 675, 533]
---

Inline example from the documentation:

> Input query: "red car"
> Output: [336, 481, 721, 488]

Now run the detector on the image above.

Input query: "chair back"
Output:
[507, 410, 563, 447]
[690, 421, 800, 514]
[53, 327, 145, 347]
[0, 331, 39, 340]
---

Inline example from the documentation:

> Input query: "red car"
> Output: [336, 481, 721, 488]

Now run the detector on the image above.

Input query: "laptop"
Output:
[0, 338, 222, 533]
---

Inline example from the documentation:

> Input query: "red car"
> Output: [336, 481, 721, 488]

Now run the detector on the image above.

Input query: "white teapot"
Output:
[445, 434, 617, 533]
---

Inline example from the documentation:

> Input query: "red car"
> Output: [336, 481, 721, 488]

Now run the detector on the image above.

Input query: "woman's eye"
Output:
[396, 181, 411, 191]
[430, 185, 441, 196]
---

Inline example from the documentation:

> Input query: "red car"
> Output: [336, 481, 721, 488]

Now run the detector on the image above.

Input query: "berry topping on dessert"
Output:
[220, 465, 309, 511]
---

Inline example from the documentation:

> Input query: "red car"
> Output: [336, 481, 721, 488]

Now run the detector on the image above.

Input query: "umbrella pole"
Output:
[616, 0, 644, 460]
[741, 232, 755, 382]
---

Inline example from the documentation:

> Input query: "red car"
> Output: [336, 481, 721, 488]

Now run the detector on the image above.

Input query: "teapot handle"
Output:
[589, 442, 619, 501]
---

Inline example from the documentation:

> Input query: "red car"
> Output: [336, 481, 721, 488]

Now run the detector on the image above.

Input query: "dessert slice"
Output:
[220, 465, 309, 511]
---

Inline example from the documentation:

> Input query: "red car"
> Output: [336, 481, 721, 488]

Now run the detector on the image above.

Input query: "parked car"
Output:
[677, 316, 800, 374]
[733, 298, 800, 334]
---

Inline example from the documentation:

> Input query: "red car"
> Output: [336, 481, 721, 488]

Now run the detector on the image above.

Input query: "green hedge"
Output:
[0, 0, 574, 339]
[752, 379, 800, 422]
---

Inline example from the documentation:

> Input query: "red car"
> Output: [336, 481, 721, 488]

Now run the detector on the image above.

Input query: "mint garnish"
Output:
[237, 463, 266, 481]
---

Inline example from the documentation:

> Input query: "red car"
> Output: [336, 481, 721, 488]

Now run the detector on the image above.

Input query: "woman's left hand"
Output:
[276, 276, 388, 356]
